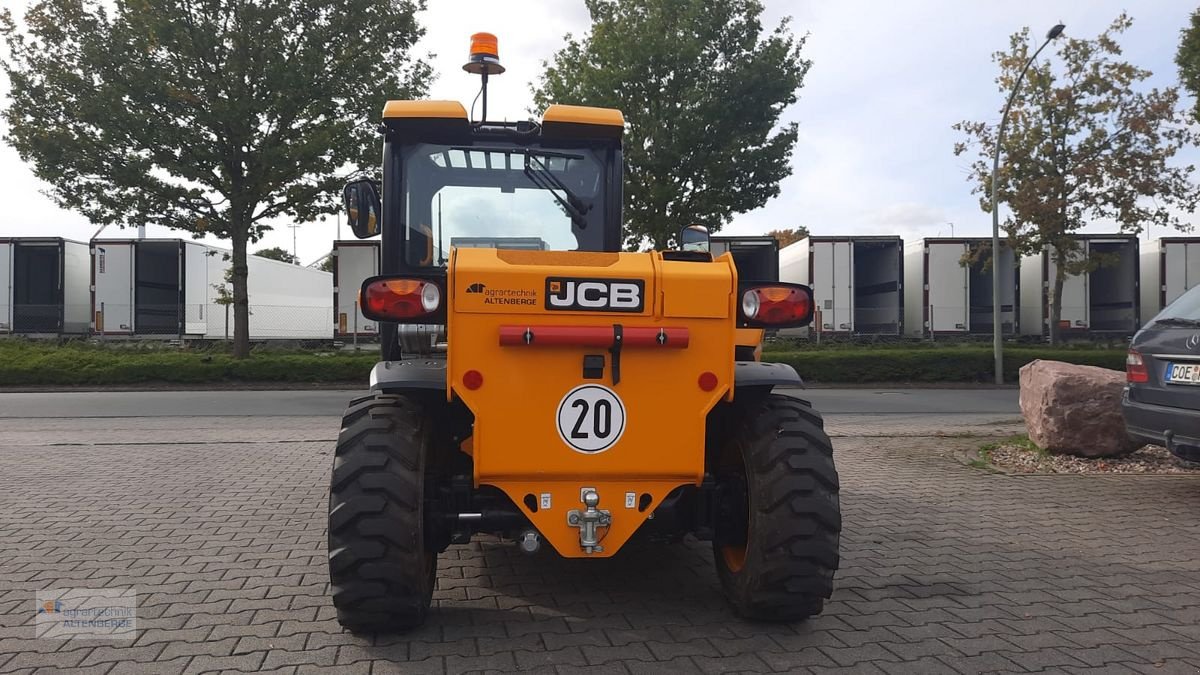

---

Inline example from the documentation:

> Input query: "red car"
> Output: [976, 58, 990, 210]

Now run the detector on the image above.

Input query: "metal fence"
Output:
[1, 304, 341, 341]
[924, 304, 1018, 335]
[810, 306, 901, 334]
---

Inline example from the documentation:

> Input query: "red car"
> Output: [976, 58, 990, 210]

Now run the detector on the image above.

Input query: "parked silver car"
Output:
[1122, 284, 1200, 462]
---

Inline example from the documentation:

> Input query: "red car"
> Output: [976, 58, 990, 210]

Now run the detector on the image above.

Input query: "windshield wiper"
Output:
[437, 145, 595, 229]
[523, 153, 592, 229]
[1152, 317, 1200, 327]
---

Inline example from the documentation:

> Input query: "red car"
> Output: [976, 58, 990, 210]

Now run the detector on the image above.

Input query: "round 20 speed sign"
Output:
[556, 384, 626, 453]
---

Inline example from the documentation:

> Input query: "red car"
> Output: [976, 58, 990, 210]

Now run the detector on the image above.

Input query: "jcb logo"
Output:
[545, 277, 644, 312]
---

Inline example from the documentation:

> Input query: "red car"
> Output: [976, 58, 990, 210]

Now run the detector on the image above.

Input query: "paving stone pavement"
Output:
[1, 410, 1199, 674]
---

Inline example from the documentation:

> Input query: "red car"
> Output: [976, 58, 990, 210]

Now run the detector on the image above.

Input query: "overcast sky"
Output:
[0, 0, 1196, 264]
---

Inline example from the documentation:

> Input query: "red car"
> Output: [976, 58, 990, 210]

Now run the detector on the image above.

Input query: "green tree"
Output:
[2, 0, 430, 356]
[317, 253, 335, 274]
[954, 14, 1199, 344]
[532, 0, 809, 250]
[1177, 6, 1200, 122]
[766, 227, 808, 248]
[254, 246, 299, 265]
[212, 264, 235, 308]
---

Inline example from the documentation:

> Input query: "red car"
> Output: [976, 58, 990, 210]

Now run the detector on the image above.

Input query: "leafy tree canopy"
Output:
[2, 0, 430, 355]
[954, 14, 1198, 342]
[254, 246, 299, 265]
[1177, 6, 1200, 123]
[766, 227, 808, 248]
[317, 253, 335, 274]
[533, 0, 809, 250]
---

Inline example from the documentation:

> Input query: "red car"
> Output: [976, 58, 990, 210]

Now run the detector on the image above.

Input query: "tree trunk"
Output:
[1048, 248, 1066, 346]
[230, 228, 251, 359]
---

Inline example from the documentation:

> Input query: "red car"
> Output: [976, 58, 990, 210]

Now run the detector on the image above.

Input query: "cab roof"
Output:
[381, 100, 624, 140]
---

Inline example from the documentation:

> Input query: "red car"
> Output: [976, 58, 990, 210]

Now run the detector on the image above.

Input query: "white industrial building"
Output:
[779, 236, 904, 335]
[903, 238, 1019, 337]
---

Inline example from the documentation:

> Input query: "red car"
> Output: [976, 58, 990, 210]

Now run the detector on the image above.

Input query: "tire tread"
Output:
[328, 393, 435, 632]
[715, 394, 842, 620]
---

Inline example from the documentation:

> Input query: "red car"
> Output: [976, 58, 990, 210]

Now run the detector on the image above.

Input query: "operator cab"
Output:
[383, 102, 625, 269]
[342, 34, 625, 270]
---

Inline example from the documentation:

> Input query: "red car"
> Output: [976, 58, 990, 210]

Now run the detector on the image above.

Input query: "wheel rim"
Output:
[717, 441, 750, 574]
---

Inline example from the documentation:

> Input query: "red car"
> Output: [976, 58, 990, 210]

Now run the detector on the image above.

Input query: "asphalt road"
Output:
[0, 387, 1019, 418]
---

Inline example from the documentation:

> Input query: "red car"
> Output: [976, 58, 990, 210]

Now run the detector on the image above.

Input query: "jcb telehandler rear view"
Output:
[328, 33, 840, 631]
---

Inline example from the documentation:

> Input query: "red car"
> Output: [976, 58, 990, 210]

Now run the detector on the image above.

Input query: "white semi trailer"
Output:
[0, 240, 8, 333]
[92, 238, 332, 339]
[1140, 237, 1200, 319]
[903, 238, 1019, 337]
[710, 235, 779, 282]
[92, 239, 219, 336]
[1018, 234, 1140, 338]
[0, 238, 91, 335]
[779, 236, 904, 335]
[332, 240, 381, 339]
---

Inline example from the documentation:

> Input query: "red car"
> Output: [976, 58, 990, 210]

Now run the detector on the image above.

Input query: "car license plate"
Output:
[1164, 362, 1200, 385]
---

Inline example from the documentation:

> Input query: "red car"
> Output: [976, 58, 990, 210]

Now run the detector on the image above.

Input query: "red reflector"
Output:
[698, 372, 718, 391]
[1126, 349, 1148, 383]
[463, 370, 484, 390]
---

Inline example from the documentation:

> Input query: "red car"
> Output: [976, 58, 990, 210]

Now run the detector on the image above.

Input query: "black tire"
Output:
[713, 393, 841, 620]
[328, 393, 436, 632]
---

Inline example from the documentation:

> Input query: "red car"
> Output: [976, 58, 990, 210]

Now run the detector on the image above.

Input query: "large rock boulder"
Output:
[1019, 359, 1138, 457]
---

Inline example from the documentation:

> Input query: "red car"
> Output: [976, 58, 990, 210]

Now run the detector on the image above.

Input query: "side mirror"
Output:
[680, 224, 710, 253]
[343, 179, 381, 238]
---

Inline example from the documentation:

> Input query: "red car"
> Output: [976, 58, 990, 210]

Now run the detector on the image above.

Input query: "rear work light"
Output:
[1126, 348, 1149, 383]
[738, 283, 814, 329]
[359, 276, 445, 322]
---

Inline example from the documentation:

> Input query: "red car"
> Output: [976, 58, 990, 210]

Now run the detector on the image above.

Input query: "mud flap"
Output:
[733, 361, 804, 389]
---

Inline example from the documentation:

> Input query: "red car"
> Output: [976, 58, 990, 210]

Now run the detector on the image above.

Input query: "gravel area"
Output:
[986, 441, 1200, 474]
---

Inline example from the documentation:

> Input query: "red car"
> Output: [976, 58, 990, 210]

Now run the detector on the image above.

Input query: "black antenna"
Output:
[481, 72, 489, 122]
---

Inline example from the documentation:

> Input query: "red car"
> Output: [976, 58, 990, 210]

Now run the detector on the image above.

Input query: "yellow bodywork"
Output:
[446, 248, 737, 557]
[542, 104, 625, 128]
[382, 100, 468, 119]
[381, 100, 623, 129]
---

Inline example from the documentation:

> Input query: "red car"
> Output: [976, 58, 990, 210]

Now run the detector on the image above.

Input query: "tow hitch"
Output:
[567, 489, 611, 554]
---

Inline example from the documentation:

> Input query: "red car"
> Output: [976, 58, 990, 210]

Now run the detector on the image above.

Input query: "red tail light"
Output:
[1126, 349, 1148, 383]
[360, 277, 443, 322]
[739, 284, 814, 328]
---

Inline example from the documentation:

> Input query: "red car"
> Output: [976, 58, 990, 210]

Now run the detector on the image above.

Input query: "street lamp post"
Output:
[991, 23, 1065, 384]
